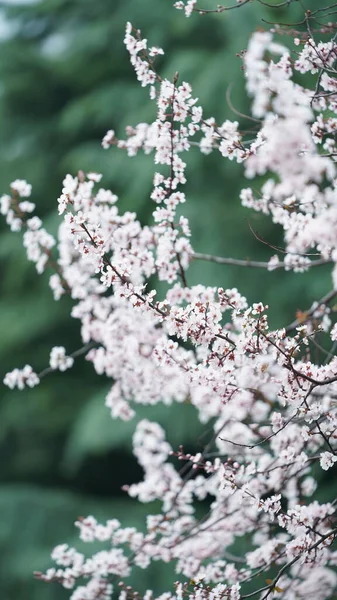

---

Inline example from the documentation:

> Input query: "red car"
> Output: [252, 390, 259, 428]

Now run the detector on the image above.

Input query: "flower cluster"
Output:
[4, 2, 337, 600]
[49, 347, 74, 372]
[4, 365, 40, 390]
[0, 182, 56, 273]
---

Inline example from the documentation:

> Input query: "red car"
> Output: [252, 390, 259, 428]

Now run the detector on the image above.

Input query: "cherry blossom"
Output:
[49, 347, 74, 372]
[3, 2, 337, 600]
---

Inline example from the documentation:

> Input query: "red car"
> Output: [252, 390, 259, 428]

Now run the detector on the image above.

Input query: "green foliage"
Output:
[0, 484, 168, 600]
[63, 387, 205, 474]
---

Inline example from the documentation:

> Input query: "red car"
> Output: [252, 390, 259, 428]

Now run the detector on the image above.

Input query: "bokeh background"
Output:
[0, 0, 333, 598]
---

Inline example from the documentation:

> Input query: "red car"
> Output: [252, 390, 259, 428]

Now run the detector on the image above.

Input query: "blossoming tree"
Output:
[2, 0, 337, 598]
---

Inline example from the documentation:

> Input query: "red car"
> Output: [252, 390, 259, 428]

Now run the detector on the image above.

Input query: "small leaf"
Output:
[265, 580, 284, 593]
[295, 310, 309, 323]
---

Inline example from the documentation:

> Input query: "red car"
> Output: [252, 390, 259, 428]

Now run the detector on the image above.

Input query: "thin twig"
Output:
[192, 251, 330, 270]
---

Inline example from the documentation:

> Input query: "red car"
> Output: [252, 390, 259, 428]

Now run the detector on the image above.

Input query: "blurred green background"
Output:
[0, 0, 333, 598]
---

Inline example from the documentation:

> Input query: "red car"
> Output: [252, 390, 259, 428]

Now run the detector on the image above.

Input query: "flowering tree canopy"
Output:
[2, 0, 337, 598]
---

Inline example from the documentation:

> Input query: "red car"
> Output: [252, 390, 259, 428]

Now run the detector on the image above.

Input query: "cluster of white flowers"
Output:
[4, 3, 337, 600]
[3, 365, 39, 390]
[174, 1, 197, 18]
[49, 346, 74, 371]
[0, 184, 56, 272]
